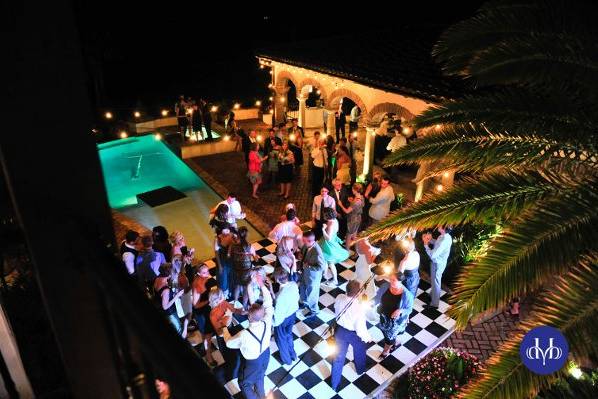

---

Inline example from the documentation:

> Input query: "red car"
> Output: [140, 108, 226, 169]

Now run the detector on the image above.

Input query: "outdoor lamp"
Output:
[269, 96, 273, 101]
[234, 103, 241, 110]
[255, 100, 261, 106]
[436, 184, 444, 192]
[402, 127, 411, 135]
[211, 105, 218, 112]
[154, 133, 162, 141]
[161, 109, 168, 116]
[435, 124, 442, 131]
[119, 131, 128, 139]
[257, 135, 263, 142]
[105, 111, 113, 119]
[134, 111, 141, 118]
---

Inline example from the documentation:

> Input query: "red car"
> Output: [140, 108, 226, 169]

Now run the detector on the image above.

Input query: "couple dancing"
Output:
[318, 207, 381, 292]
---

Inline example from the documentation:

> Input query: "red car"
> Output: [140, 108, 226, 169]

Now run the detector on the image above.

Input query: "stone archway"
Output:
[298, 78, 328, 103]
[328, 88, 367, 117]
[368, 102, 415, 122]
[275, 70, 300, 90]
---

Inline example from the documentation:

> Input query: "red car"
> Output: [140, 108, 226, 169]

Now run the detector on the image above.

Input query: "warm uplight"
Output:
[316, 89, 321, 95]
[280, 97, 285, 103]
[435, 124, 442, 131]
[268, 96, 273, 101]
[154, 133, 162, 141]
[269, 70, 273, 75]
[234, 103, 241, 110]
[323, 339, 336, 357]
[568, 363, 583, 379]
[211, 105, 218, 112]
[105, 111, 113, 119]
[260, 65, 264, 69]
[268, 83, 274, 88]
[402, 127, 411, 135]
[443, 171, 450, 178]
[256, 135, 263, 142]
[119, 131, 128, 139]
[134, 111, 141, 118]
[255, 100, 261, 106]
[269, 109, 274, 114]
[436, 184, 444, 192]
[161, 109, 168, 117]
[223, 135, 230, 141]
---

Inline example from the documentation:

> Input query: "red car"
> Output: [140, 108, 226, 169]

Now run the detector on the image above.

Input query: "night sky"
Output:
[74, 2, 485, 120]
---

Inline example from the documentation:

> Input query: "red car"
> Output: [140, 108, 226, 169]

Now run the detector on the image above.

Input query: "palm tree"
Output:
[365, 1, 598, 398]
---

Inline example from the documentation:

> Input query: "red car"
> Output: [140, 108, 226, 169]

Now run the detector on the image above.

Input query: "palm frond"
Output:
[412, 90, 598, 145]
[450, 184, 598, 328]
[383, 125, 598, 173]
[363, 169, 570, 242]
[458, 255, 598, 399]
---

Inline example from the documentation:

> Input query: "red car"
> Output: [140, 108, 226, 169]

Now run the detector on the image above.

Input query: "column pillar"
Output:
[274, 85, 289, 125]
[363, 126, 377, 179]
[298, 96, 307, 128]
[326, 107, 336, 137]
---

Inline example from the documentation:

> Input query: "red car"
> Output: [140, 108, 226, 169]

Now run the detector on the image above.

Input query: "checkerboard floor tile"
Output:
[202, 236, 455, 399]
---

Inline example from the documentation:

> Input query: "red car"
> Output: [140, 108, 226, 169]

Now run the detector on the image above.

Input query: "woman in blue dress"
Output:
[319, 207, 349, 286]
[377, 274, 414, 360]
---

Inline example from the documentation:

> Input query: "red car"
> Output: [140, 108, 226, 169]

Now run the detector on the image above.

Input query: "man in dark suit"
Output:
[335, 110, 346, 142]
[329, 178, 350, 239]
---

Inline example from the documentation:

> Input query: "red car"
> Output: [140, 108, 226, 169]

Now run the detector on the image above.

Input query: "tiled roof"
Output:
[256, 27, 463, 103]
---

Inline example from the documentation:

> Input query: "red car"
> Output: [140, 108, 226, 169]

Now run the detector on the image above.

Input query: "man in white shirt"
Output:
[272, 269, 300, 365]
[120, 230, 139, 275]
[422, 226, 453, 308]
[330, 280, 373, 391]
[312, 186, 336, 240]
[224, 281, 273, 399]
[214, 193, 245, 228]
[368, 175, 395, 223]
[269, 208, 303, 275]
[310, 137, 328, 196]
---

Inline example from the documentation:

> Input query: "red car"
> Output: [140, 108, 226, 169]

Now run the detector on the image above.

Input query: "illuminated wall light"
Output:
[154, 133, 162, 141]
[255, 100, 262, 106]
[234, 103, 241, 110]
[119, 131, 128, 139]
[105, 111, 113, 119]
[211, 105, 218, 112]
[161, 109, 168, 117]
[436, 184, 444, 192]
[134, 111, 141, 118]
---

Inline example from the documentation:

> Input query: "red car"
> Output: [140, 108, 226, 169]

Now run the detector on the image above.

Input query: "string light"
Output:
[154, 133, 162, 141]
[255, 100, 261, 106]
[134, 111, 141, 118]
[402, 127, 411, 135]
[234, 103, 241, 110]
[256, 135, 263, 142]
[105, 111, 113, 119]
[119, 131, 128, 139]
[161, 109, 168, 117]
[436, 184, 444, 192]
[260, 65, 264, 69]
[280, 97, 285, 103]
[269, 96, 273, 101]
[435, 124, 441, 131]
[211, 105, 218, 112]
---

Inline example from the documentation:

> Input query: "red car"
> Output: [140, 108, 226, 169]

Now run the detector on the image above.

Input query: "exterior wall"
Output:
[269, 60, 434, 121]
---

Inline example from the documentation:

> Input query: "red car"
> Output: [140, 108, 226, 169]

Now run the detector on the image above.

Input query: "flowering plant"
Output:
[407, 347, 480, 399]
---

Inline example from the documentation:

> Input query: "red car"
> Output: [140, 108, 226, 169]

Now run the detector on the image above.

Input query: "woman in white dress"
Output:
[354, 238, 381, 300]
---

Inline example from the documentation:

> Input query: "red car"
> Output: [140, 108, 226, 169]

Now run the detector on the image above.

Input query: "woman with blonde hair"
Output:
[169, 230, 186, 258]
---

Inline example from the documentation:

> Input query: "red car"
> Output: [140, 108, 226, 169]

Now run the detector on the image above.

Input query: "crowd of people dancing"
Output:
[119, 111, 453, 398]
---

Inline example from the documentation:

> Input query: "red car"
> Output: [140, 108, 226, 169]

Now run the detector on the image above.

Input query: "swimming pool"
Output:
[98, 134, 262, 256]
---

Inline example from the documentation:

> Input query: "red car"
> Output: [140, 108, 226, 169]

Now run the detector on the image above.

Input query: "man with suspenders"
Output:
[223, 279, 273, 399]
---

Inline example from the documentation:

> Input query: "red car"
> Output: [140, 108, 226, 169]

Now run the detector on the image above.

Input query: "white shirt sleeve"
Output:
[122, 252, 135, 274]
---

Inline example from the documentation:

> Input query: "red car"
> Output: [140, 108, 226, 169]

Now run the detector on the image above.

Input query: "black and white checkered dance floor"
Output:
[203, 237, 456, 399]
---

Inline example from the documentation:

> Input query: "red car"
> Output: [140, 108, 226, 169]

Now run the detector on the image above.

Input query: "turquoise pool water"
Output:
[98, 135, 205, 209]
